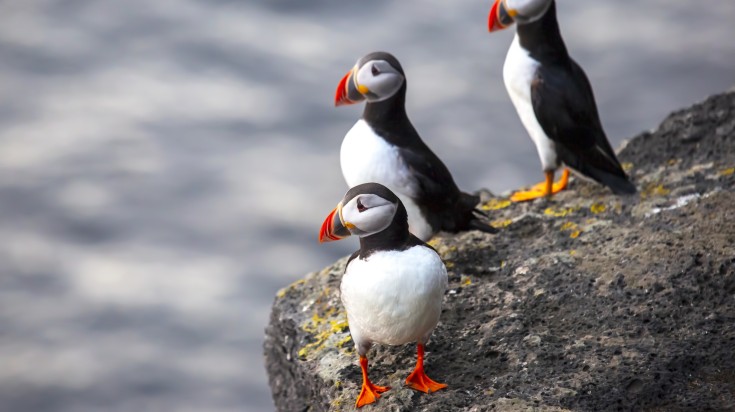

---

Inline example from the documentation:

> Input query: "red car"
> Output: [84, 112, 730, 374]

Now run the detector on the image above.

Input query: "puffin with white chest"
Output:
[319, 183, 448, 408]
[488, 0, 636, 201]
[335, 51, 497, 240]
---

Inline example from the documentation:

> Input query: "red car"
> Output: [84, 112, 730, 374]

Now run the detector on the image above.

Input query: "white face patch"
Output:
[505, 0, 551, 23]
[341, 193, 397, 237]
[355, 60, 404, 102]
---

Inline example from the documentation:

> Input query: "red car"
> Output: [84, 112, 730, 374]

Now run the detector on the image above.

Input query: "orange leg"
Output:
[405, 343, 447, 393]
[510, 168, 570, 202]
[355, 355, 390, 408]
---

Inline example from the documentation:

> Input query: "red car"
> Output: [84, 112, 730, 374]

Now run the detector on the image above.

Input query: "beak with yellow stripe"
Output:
[488, 0, 516, 32]
[319, 202, 351, 242]
[488, 0, 553, 32]
[319, 183, 401, 243]
[334, 52, 406, 107]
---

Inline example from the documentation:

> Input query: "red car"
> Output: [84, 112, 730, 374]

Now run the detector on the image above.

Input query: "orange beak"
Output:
[335, 70, 351, 106]
[319, 205, 351, 242]
[488, 0, 515, 32]
[334, 67, 364, 107]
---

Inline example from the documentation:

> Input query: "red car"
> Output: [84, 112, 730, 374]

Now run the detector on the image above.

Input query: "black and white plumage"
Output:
[489, 0, 636, 199]
[335, 52, 497, 240]
[319, 183, 448, 408]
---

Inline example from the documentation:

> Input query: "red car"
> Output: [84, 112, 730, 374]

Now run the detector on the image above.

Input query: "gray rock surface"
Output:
[264, 91, 735, 411]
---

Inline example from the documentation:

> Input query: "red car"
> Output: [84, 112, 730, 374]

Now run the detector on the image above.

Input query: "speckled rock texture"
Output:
[264, 90, 735, 412]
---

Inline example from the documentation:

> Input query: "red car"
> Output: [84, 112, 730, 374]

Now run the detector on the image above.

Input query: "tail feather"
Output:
[557, 143, 636, 196]
[434, 191, 499, 235]
[469, 213, 499, 234]
[583, 166, 637, 195]
[458, 193, 499, 234]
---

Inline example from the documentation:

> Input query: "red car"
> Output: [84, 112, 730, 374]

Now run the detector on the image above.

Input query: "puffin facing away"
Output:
[488, 0, 636, 201]
[319, 183, 448, 408]
[335, 51, 497, 240]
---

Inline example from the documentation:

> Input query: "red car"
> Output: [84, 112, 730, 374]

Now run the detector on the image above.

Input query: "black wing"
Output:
[531, 60, 636, 194]
[374, 122, 495, 234]
[396, 131, 496, 234]
[397, 138, 463, 205]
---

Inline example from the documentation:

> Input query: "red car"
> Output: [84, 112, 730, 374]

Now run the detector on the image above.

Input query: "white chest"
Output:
[340, 120, 433, 240]
[503, 35, 558, 171]
[340, 246, 448, 350]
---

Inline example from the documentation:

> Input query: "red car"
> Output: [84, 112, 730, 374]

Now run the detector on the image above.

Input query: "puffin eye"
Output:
[371, 65, 380, 76]
[356, 198, 367, 212]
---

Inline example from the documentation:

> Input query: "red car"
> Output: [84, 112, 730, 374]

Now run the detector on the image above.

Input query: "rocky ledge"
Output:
[264, 90, 735, 411]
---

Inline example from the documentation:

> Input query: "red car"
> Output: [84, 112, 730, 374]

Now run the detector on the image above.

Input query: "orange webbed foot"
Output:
[405, 367, 447, 393]
[404, 344, 447, 394]
[510, 186, 548, 202]
[356, 380, 391, 408]
[510, 169, 570, 202]
[355, 356, 391, 408]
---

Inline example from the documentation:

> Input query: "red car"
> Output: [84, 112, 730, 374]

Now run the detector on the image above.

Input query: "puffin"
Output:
[334, 51, 497, 241]
[488, 0, 636, 201]
[319, 182, 448, 408]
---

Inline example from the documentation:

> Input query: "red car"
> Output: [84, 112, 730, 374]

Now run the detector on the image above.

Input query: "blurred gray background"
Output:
[0, 1, 732, 411]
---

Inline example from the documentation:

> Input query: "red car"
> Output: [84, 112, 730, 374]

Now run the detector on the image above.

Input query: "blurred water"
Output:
[0, 1, 732, 410]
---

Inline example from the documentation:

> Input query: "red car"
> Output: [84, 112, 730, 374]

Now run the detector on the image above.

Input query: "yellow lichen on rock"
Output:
[330, 398, 344, 410]
[480, 198, 513, 210]
[560, 222, 575, 231]
[491, 218, 514, 228]
[481, 198, 513, 211]
[590, 203, 607, 214]
[544, 206, 578, 217]
[298, 312, 350, 359]
[297, 285, 351, 360]
[336, 335, 353, 349]
[560, 221, 582, 239]
[641, 183, 671, 199]
[719, 167, 735, 176]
